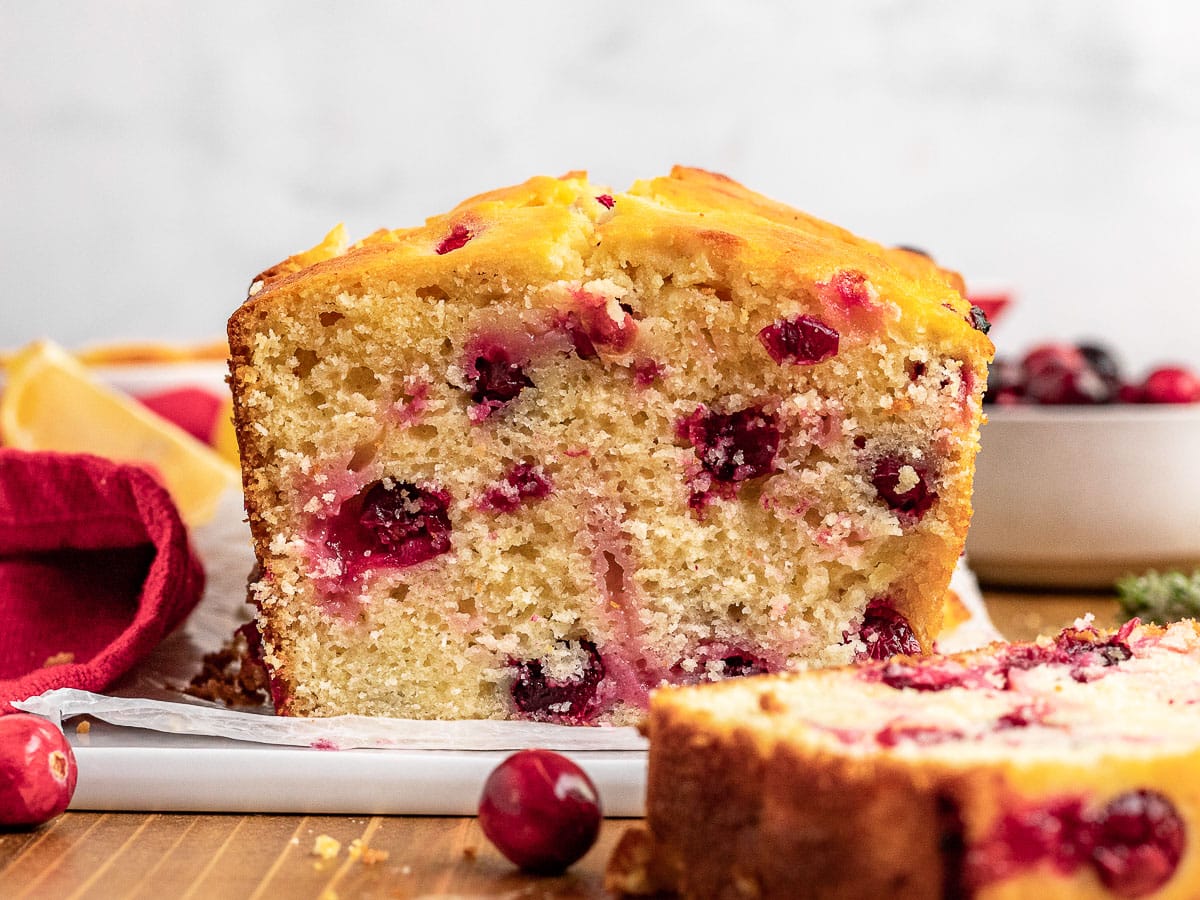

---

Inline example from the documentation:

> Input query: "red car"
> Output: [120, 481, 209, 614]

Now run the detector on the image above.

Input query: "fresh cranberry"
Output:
[435, 223, 474, 255]
[468, 345, 533, 411]
[1119, 383, 1145, 403]
[983, 357, 1025, 405]
[1022, 344, 1114, 404]
[510, 641, 605, 723]
[677, 406, 780, 483]
[1140, 366, 1200, 404]
[481, 462, 553, 513]
[326, 481, 452, 574]
[632, 359, 663, 386]
[0, 714, 78, 827]
[757, 315, 839, 365]
[856, 600, 921, 660]
[871, 456, 937, 522]
[595, 194, 615, 209]
[1079, 343, 1124, 395]
[1089, 791, 1185, 897]
[478, 749, 602, 874]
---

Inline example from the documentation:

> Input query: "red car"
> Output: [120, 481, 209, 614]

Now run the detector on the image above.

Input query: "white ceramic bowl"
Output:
[966, 404, 1200, 588]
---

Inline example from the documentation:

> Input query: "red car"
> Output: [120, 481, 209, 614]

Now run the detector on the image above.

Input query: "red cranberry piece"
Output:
[478, 749, 602, 874]
[876, 723, 963, 746]
[828, 270, 872, 308]
[468, 345, 533, 409]
[0, 714, 78, 827]
[327, 480, 453, 573]
[871, 456, 937, 522]
[1119, 383, 1145, 403]
[879, 661, 968, 692]
[678, 406, 780, 483]
[1022, 344, 1114, 404]
[857, 600, 922, 660]
[1141, 366, 1200, 404]
[510, 641, 605, 723]
[1089, 790, 1185, 898]
[435, 223, 474, 255]
[595, 194, 615, 209]
[757, 315, 840, 365]
[481, 462, 553, 513]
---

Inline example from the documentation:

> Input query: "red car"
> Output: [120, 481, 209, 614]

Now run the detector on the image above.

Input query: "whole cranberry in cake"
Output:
[1140, 366, 1200, 404]
[467, 344, 533, 413]
[326, 480, 453, 574]
[560, 289, 637, 360]
[678, 406, 780, 484]
[870, 456, 937, 522]
[0, 714, 78, 827]
[1021, 343, 1114, 404]
[509, 641, 605, 723]
[1089, 790, 1185, 898]
[758, 315, 839, 366]
[478, 749, 602, 874]
[856, 600, 921, 660]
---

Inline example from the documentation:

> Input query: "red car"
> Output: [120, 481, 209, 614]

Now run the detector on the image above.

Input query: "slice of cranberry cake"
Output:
[226, 167, 992, 722]
[609, 618, 1200, 899]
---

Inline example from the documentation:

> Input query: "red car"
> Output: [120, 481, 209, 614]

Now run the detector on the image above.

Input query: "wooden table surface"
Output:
[0, 591, 1122, 900]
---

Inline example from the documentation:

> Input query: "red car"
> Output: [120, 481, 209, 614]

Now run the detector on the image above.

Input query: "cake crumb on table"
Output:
[311, 834, 341, 859]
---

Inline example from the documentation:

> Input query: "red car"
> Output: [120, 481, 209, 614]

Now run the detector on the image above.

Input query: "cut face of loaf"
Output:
[227, 166, 992, 723]
[610, 619, 1200, 899]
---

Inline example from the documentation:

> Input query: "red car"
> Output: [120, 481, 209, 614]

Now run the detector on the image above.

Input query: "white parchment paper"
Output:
[15, 488, 999, 751]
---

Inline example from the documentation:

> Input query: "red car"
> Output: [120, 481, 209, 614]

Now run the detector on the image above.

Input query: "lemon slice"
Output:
[0, 340, 240, 526]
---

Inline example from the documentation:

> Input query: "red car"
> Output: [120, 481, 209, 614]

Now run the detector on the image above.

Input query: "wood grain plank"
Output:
[124, 816, 256, 900]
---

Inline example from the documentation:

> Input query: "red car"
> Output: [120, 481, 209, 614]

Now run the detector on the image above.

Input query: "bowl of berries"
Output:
[967, 341, 1200, 587]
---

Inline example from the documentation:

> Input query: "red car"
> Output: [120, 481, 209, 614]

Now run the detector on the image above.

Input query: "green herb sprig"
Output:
[1115, 570, 1200, 624]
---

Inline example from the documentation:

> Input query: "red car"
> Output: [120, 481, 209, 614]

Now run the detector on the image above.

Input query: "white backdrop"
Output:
[3, 1, 1198, 373]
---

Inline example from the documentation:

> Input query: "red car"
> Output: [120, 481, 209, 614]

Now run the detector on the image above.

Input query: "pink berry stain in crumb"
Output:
[870, 455, 937, 523]
[595, 194, 615, 209]
[480, 462, 553, 513]
[435, 223, 474, 255]
[757, 315, 840, 365]
[389, 379, 430, 427]
[632, 358, 664, 386]
[816, 269, 893, 335]
[965, 791, 1184, 898]
[324, 480, 452, 580]
[677, 405, 781, 510]
[856, 600, 922, 661]
[559, 288, 637, 360]
[465, 341, 534, 420]
[1002, 619, 1136, 685]
[509, 640, 606, 723]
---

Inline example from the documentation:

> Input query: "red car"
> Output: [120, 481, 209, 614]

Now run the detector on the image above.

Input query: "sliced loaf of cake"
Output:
[609, 617, 1200, 899]
[227, 167, 992, 722]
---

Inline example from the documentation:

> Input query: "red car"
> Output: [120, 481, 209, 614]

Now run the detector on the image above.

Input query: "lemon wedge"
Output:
[0, 340, 240, 526]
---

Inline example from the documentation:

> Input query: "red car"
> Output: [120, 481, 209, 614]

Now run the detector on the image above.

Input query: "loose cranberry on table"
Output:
[478, 749, 602, 874]
[1141, 366, 1200, 404]
[0, 714, 78, 828]
[1021, 343, 1116, 405]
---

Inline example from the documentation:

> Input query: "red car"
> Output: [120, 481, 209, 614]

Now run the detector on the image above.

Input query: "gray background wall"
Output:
[3, 1, 1198, 372]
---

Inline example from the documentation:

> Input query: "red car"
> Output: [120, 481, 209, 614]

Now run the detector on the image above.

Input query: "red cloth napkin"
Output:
[0, 449, 205, 712]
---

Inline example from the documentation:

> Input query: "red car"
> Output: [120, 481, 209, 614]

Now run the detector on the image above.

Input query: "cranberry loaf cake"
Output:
[227, 167, 992, 722]
[608, 617, 1200, 899]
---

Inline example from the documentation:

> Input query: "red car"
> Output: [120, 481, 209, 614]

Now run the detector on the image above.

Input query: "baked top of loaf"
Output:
[227, 167, 992, 721]
[237, 166, 985, 359]
[612, 617, 1200, 899]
